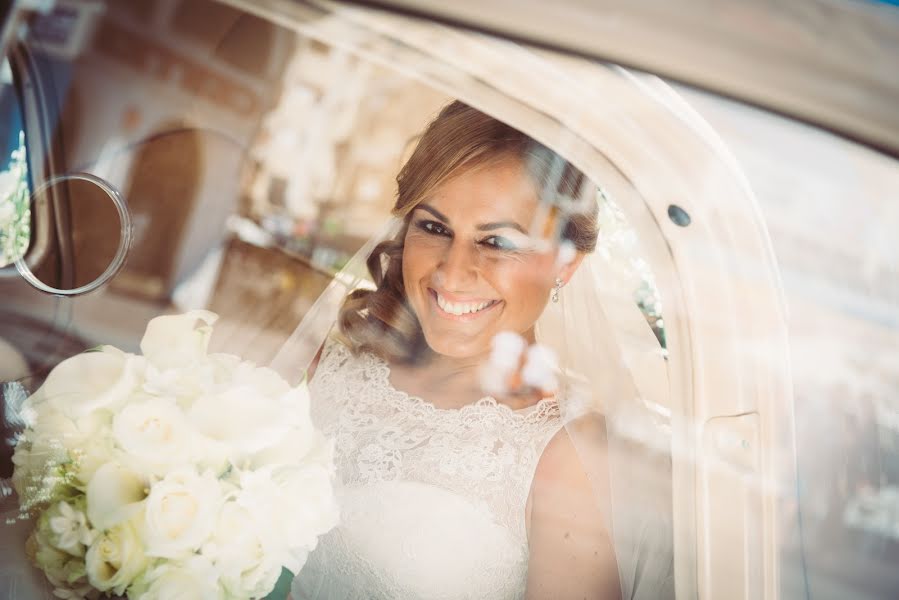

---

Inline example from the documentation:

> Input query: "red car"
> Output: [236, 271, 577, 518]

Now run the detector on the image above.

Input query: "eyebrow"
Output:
[415, 204, 527, 234]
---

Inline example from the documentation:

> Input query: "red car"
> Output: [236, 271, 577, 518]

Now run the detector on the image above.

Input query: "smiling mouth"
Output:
[429, 289, 500, 318]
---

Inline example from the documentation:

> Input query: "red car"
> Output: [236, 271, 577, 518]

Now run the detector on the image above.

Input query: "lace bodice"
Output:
[293, 338, 565, 599]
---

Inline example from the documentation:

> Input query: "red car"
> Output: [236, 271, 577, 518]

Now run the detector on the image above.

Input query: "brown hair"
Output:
[338, 101, 599, 363]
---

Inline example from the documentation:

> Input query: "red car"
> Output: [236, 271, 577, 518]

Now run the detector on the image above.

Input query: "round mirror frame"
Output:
[14, 173, 132, 296]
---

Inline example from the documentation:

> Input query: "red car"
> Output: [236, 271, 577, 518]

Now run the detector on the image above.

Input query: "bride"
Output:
[291, 101, 674, 599]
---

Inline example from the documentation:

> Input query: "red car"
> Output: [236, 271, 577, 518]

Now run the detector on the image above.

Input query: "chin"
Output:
[421, 330, 491, 360]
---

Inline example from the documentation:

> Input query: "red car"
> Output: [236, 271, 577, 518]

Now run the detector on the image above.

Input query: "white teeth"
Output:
[436, 293, 493, 316]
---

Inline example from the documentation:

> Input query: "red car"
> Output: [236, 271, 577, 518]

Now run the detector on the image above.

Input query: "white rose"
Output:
[234, 469, 287, 534]
[38, 347, 140, 419]
[271, 460, 339, 554]
[86, 462, 148, 531]
[248, 422, 316, 469]
[248, 383, 317, 468]
[85, 518, 149, 595]
[188, 378, 302, 462]
[139, 310, 217, 371]
[112, 397, 200, 476]
[231, 361, 292, 399]
[208, 352, 242, 384]
[141, 351, 249, 406]
[142, 360, 216, 404]
[142, 468, 222, 558]
[131, 555, 223, 600]
[203, 501, 284, 599]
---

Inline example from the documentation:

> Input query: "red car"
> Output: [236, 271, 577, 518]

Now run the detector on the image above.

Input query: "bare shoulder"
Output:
[529, 413, 613, 541]
[533, 412, 610, 490]
[526, 412, 619, 599]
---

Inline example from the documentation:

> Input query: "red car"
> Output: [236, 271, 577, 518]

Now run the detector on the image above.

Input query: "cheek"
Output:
[402, 235, 442, 296]
[400, 248, 418, 299]
[403, 232, 445, 267]
[488, 257, 555, 310]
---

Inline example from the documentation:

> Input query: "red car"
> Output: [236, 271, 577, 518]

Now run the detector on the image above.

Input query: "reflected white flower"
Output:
[521, 344, 559, 393]
[480, 332, 558, 396]
[490, 331, 527, 369]
[555, 239, 577, 269]
[480, 331, 526, 396]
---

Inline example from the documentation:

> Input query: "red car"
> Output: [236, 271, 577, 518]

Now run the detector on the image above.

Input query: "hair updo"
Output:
[337, 101, 599, 363]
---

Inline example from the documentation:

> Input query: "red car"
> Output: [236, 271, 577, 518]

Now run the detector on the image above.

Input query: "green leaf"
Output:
[264, 567, 294, 600]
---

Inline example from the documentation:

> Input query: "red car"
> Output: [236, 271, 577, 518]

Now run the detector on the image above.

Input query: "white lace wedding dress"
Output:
[292, 338, 567, 600]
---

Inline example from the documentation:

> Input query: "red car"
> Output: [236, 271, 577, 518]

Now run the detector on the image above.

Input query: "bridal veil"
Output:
[269, 182, 676, 600]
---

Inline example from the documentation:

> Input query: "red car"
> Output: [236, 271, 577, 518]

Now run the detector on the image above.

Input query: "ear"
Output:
[557, 251, 585, 285]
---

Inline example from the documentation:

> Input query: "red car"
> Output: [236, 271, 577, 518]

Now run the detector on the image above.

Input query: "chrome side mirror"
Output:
[12, 173, 132, 296]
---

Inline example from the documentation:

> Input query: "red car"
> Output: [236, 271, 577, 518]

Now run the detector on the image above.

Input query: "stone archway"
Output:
[112, 123, 203, 300]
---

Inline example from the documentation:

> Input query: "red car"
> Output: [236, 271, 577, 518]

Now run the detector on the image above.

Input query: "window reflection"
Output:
[0, 1, 896, 599]
[679, 85, 899, 598]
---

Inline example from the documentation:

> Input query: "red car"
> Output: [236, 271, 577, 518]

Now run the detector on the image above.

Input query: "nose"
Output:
[436, 237, 479, 291]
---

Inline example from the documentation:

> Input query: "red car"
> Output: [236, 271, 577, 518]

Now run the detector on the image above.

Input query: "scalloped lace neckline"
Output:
[366, 351, 558, 418]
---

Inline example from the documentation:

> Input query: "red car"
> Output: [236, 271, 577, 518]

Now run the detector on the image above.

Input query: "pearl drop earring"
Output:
[551, 278, 563, 303]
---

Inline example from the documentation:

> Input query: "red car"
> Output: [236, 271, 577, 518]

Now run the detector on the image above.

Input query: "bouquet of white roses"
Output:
[11, 310, 338, 600]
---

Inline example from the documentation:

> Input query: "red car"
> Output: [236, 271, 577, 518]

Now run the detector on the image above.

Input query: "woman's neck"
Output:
[390, 327, 540, 409]
[416, 347, 488, 390]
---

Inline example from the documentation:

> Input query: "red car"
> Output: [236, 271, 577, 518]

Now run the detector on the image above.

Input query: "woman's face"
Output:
[402, 158, 576, 360]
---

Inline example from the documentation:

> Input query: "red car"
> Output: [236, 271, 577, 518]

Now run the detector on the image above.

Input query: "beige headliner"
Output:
[349, 0, 899, 157]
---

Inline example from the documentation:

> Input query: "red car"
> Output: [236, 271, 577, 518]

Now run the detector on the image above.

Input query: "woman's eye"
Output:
[417, 220, 450, 236]
[482, 235, 518, 251]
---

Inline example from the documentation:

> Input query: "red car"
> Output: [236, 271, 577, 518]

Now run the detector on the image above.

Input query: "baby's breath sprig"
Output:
[0, 130, 30, 266]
